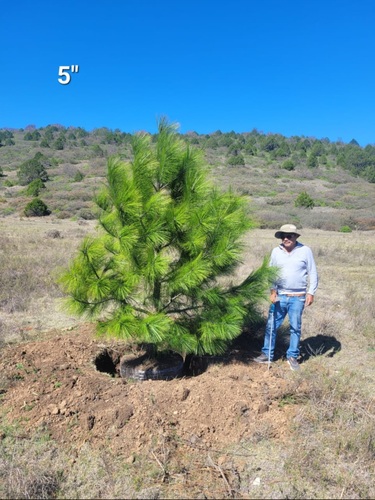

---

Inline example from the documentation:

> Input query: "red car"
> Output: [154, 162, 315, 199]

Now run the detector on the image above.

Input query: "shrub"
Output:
[339, 225, 352, 233]
[281, 159, 295, 171]
[17, 153, 50, 186]
[73, 170, 85, 182]
[24, 198, 50, 217]
[227, 154, 245, 166]
[60, 119, 275, 356]
[25, 179, 46, 197]
[2, 180, 12, 187]
[295, 191, 315, 209]
[307, 154, 318, 168]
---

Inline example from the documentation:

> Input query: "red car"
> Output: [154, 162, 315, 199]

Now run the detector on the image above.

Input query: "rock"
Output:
[180, 387, 190, 401]
[87, 415, 95, 430]
[115, 404, 134, 428]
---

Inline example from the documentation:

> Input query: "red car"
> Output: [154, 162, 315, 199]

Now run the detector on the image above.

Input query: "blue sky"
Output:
[1, 0, 375, 145]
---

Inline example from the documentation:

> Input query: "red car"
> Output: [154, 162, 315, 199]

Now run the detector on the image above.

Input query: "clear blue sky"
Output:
[1, 0, 375, 145]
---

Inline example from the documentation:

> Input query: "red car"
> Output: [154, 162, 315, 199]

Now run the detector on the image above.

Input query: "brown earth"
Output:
[0, 324, 306, 456]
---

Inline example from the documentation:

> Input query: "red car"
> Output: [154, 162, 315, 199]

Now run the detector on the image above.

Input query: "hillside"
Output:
[1, 125, 375, 231]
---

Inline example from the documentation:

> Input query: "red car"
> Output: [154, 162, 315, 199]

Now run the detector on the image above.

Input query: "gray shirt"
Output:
[270, 242, 318, 295]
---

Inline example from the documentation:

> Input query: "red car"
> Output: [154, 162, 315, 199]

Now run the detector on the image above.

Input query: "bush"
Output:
[281, 159, 295, 171]
[25, 179, 46, 197]
[2, 180, 15, 187]
[17, 153, 50, 186]
[339, 225, 352, 233]
[73, 170, 85, 182]
[24, 198, 50, 217]
[307, 154, 318, 168]
[227, 154, 245, 166]
[295, 191, 315, 209]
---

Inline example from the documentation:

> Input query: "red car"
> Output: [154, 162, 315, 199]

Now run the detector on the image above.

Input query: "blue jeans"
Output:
[261, 295, 306, 360]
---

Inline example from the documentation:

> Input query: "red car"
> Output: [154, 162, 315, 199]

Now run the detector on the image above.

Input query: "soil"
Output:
[0, 323, 307, 461]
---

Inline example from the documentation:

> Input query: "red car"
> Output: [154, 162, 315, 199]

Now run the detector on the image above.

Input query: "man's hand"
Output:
[305, 294, 314, 306]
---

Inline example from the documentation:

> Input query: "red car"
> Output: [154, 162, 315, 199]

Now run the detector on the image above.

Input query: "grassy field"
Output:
[0, 217, 374, 498]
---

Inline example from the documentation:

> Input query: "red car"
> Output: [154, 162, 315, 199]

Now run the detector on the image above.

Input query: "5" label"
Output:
[58, 65, 80, 85]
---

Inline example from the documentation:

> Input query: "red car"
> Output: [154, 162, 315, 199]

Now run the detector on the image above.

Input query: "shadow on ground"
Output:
[299, 334, 341, 362]
[188, 324, 342, 375]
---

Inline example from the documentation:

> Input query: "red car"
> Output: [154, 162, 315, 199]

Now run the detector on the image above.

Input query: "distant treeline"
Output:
[1, 125, 375, 183]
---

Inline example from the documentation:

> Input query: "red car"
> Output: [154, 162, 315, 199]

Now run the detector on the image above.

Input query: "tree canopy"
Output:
[60, 119, 275, 356]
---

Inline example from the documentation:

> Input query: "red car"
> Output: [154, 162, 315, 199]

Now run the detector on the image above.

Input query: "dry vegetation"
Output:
[0, 216, 374, 499]
[1, 127, 375, 232]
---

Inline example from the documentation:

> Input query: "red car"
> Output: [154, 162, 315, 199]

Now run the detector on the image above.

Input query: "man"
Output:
[254, 224, 318, 371]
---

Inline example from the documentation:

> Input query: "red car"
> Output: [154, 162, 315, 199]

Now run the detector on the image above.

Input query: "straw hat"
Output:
[274, 224, 301, 239]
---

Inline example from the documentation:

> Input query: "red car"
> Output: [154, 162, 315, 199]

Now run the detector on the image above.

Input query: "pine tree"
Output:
[60, 119, 275, 356]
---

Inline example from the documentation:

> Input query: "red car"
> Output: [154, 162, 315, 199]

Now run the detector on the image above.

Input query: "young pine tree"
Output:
[60, 120, 275, 356]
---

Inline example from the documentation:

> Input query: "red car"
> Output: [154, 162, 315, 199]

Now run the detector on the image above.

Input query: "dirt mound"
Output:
[0, 324, 306, 459]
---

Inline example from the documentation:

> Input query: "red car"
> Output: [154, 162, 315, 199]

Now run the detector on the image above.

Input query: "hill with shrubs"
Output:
[1, 124, 375, 231]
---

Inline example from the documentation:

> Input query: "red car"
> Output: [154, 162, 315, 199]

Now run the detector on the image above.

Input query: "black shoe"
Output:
[254, 353, 271, 364]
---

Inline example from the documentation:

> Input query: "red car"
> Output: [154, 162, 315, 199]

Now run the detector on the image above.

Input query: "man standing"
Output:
[254, 224, 318, 371]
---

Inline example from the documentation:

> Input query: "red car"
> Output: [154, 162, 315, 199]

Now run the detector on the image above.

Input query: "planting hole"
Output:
[93, 348, 121, 377]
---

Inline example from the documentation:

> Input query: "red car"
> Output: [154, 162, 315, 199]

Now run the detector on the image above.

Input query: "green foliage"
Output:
[24, 198, 50, 217]
[244, 142, 257, 155]
[25, 179, 46, 197]
[311, 141, 326, 156]
[261, 135, 280, 152]
[24, 130, 41, 141]
[295, 191, 315, 209]
[2, 179, 14, 187]
[0, 130, 15, 147]
[60, 119, 275, 356]
[91, 144, 106, 157]
[319, 154, 328, 165]
[53, 136, 65, 150]
[73, 170, 85, 182]
[307, 153, 318, 168]
[339, 225, 352, 233]
[272, 142, 291, 158]
[365, 165, 375, 183]
[281, 159, 295, 171]
[227, 154, 245, 166]
[17, 153, 50, 186]
[228, 142, 243, 155]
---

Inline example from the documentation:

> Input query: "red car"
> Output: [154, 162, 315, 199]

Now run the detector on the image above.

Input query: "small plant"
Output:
[339, 225, 352, 233]
[3, 179, 15, 187]
[25, 179, 46, 197]
[227, 154, 245, 166]
[73, 170, 85, 182]
[24, 198, 50, 217]
[281, 159, 295, 171]
[307, 153, 318, 168]
[295, 191, 315, 209]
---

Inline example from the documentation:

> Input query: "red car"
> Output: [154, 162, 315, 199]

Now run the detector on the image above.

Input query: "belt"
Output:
[279, 293, 306, 297]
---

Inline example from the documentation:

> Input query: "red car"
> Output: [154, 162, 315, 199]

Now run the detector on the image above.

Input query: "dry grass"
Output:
[0, 219, 374, 498]
[0, 218, 96, 343]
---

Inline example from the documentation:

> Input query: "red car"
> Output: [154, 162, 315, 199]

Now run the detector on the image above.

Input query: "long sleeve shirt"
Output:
[270, 242, 318, 295]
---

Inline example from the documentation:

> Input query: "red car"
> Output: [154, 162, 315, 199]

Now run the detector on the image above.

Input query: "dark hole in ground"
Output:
[94, 347, 190, 379]
[94, 348, 122, 377]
